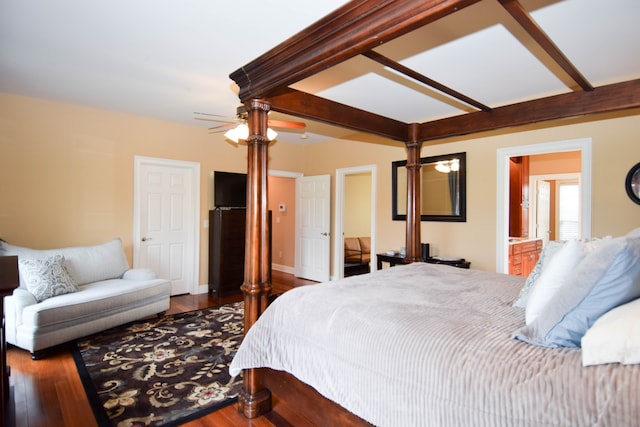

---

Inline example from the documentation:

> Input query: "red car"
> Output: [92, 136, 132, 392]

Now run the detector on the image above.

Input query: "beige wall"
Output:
[298, 112, 640, 273]
[344, 172, 372, 238]
[2, 93, 639, 281]
[0, 93, 304, 285]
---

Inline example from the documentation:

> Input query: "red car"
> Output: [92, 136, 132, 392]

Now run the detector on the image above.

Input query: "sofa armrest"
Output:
[122, 268, 158, 281]
[4, 289, 37, 344]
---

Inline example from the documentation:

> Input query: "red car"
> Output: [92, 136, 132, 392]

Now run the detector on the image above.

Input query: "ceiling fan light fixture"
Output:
[224, 123, 277, 143]
[223, 127, 240, 143]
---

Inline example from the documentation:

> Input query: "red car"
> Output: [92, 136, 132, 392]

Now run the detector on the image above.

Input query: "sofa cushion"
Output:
[344, 237, 363, 263]
[20, 278, 170, 331]
[122, 268, 157, 281]
[358, 237, 371, 263]
[0, 238, 130, 287]
[18, 255, 78, 302]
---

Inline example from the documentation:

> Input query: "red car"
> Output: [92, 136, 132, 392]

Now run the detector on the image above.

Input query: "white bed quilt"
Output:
[230, 262, 639, 427]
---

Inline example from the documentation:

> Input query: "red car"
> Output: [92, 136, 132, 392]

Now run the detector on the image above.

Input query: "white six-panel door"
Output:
[134, 157, 199, 295]
[295, 175, 331, 282]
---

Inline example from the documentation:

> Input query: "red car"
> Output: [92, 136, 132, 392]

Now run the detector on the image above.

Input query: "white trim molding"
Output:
[496, 138, 592, 273]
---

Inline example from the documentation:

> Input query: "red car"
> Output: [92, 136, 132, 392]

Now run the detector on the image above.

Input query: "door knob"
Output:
[141, 237, 152, 242]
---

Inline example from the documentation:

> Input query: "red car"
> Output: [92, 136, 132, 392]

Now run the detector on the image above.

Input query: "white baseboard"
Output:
[192, 283, 209, 295]
[272, 263, 295, 275]
[190, 264, 295, 295]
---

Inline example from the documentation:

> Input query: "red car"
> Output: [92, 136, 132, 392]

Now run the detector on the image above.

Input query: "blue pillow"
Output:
[514, 233, 640, 348]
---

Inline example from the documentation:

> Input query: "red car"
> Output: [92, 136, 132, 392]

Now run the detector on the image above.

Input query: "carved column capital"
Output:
[244, 99, 272, 146]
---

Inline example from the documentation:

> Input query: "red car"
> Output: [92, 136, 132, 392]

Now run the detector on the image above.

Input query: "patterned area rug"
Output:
[72, 302, 244, 427]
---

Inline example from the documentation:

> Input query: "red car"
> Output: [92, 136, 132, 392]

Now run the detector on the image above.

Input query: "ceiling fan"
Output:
[194, 105, 306, 142]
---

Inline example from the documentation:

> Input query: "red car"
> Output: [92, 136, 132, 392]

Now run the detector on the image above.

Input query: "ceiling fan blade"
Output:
[208, 123, 237, 133]
[267, 119, 306, 129]
[195, 117, 235, 124]
[194, 111, 236, 123]
[194, 111, 230, 118]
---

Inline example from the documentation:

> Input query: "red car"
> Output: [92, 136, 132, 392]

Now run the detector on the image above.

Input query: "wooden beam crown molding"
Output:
[230, 0, 480, 101]
[416, 79, 640, 142]
[267, 89, 407, 141]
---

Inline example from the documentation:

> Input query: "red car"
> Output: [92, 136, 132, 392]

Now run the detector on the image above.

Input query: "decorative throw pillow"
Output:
[581, 298, 640, 366]
[18, 255, 79, 302]
[512, 240, 564, 308]
[514, 232, 640, 348]
[525, 239, 586, 324]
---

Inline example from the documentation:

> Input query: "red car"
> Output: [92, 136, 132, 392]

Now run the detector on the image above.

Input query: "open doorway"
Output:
[496, 138, 592, 273]
[335, 165, 377, 280]
[268, 170, 303, 275]
[530, 173, 581, 243]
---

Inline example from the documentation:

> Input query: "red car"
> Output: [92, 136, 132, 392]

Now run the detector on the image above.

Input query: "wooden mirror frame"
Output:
[625, 162, 640, 206]
[392, 152, 466, 222]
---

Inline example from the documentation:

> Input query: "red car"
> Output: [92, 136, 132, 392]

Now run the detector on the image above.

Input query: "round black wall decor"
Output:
[625, 162, 640, 205]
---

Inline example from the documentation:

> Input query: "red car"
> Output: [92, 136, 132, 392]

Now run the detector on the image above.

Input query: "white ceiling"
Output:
[1, 0, 639, 144]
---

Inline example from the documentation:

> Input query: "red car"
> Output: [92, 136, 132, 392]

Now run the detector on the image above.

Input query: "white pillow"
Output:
[513, 241, 564, 308]
[515, 234, 640, 348]
[582, 298, 640, 366]
[18, 255, 79, 302]
[525, 239, 585, 324]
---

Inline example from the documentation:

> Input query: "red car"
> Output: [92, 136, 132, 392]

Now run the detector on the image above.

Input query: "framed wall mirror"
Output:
[392, 152, 466, 222]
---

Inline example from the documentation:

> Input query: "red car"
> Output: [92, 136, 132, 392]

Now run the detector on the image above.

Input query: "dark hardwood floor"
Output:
[6, 270, 316, 427]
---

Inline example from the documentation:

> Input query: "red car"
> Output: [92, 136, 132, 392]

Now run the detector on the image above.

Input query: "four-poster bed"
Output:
[227, 0, 640, 424]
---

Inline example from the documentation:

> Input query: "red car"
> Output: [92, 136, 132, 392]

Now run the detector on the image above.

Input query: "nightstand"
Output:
[376, 253, 471, 269]
[376, 253, 410, 269]
[425, 257, 471, 269]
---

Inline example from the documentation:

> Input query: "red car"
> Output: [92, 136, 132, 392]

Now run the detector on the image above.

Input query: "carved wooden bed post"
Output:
[405, 123, 423, 263]
[238, 98, 273, 418]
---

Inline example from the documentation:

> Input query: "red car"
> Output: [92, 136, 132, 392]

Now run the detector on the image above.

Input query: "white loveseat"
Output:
[0, 238, 171, 358]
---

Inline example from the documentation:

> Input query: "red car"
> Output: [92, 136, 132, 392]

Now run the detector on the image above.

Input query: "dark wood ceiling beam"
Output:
[267, 89, 408, 141]
[230, 0, 482, 101]
[499, 0, 593, 91]
[362, 50, 491, 112]
[417, 79, 640, 142]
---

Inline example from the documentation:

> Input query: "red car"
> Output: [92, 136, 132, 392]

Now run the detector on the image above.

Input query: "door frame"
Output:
[496, 138, 592, 273]
[335, 165, 377, 280]
[133, 156, 201, 294]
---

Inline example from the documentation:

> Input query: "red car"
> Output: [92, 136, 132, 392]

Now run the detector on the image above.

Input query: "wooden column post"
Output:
[237, 99, 272, 418]
[405, 124, 423, 263]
